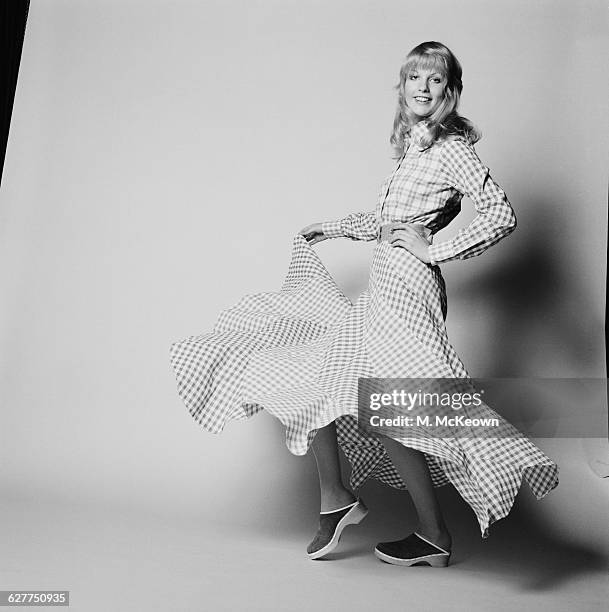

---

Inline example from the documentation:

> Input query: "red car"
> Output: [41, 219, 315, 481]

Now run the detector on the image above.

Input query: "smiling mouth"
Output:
[414, 97, 432, 103]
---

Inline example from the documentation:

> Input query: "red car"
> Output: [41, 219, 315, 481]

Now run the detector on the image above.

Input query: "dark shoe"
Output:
[307, 500, 369, 560]
[374, 532, 451, 567]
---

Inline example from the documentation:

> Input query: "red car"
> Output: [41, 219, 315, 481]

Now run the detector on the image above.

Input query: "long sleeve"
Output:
[321, 210, 379, 242]
[428, 139, 517, 265]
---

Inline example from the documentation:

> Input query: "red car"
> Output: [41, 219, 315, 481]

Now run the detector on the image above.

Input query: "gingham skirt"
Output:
[170, 234, 559, 537]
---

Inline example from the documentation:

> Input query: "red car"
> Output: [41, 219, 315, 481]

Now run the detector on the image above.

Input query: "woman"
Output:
[170, 41, 558, 567]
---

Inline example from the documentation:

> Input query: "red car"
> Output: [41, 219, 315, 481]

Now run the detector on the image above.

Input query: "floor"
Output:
[1, 439, 608, 612]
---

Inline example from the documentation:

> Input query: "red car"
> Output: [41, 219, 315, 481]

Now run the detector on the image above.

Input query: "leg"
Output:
[310, 421, 356, 512]
[381, 435, 452, 551]
[307, 421, 368, 559]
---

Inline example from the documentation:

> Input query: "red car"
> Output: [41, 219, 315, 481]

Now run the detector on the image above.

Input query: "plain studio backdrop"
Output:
[1, 0, 607, 542]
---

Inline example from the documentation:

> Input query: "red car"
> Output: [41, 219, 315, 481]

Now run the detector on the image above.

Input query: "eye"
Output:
[408, 74, 418, 80]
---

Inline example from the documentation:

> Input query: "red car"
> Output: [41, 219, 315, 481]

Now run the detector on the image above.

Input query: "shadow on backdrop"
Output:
[450, 198, 601, 377]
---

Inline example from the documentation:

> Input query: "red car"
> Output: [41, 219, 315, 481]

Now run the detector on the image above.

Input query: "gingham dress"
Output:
[170, 122, 559, 537]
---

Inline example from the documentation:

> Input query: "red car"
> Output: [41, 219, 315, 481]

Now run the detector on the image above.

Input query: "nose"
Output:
[418, 79, 429, 92]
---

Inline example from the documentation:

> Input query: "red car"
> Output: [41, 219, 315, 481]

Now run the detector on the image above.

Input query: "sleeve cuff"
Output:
[321, 220, 344, 239]
[428, 241, 456, 265]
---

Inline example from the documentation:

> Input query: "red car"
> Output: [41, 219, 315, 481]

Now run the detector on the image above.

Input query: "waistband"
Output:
[377, 222, 432, 243]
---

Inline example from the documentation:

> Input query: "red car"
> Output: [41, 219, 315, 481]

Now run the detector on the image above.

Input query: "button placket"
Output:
[379, 150, 408, 223]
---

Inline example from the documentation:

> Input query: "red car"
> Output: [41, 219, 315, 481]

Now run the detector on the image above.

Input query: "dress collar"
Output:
[408, 120, 431, 152]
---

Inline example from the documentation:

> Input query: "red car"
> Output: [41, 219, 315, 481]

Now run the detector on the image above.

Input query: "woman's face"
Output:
[404, 65, 447, 119]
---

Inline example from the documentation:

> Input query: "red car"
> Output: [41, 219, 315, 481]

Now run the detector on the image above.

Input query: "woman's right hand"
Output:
[299, 223, 328, 245]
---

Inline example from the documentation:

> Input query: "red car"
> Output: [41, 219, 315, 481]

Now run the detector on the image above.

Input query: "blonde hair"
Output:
[390, 41, 481, 157]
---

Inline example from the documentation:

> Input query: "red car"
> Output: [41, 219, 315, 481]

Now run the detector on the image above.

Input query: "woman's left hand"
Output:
[388, 223, 432, 263]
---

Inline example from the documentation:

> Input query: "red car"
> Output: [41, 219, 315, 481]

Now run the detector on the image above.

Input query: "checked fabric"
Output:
[321, 120, 518, 265]
[170, 235, 558, 537]
[170, 121, 558, 537]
